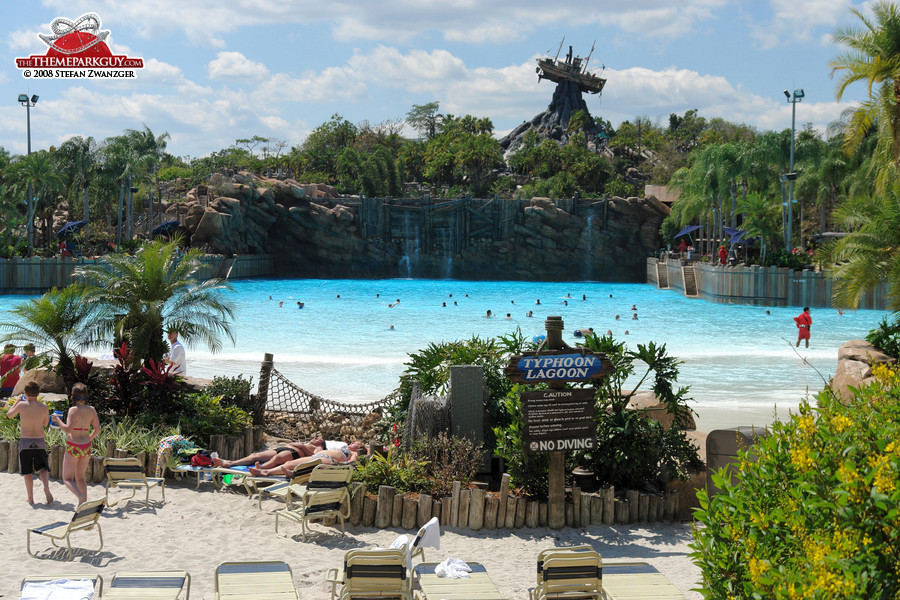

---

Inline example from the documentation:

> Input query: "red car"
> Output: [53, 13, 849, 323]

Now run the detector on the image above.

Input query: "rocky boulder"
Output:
[12, 368, 66, 395]
[831, 339, 897, 402]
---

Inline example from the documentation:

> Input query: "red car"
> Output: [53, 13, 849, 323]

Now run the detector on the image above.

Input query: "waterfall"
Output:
[398, 212, 420, 278]
[583, 213, 594, 281]
[440, 226, 453, 279]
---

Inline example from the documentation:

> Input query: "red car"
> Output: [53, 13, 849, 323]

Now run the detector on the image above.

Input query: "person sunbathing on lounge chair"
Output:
[213, 438, 325, 469]
[248, 442, 364, 477]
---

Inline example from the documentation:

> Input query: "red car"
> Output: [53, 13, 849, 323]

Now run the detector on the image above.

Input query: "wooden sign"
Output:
[504, 350, 612, 384]
[522, 388, 596, 453]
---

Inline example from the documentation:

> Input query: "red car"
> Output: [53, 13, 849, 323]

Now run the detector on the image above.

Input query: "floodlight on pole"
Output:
[18, 92, 39, 254]
[785, 88, 803, 252]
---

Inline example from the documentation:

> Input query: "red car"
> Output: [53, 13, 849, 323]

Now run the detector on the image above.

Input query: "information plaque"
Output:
[522, 388, 596, 453]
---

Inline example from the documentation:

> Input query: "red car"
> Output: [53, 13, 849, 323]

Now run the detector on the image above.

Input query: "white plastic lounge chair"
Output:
[600, 562, 688, 599]
[20, 574, 102, 598]
[26, 499, 105, 561]
[413, 562, 507, 600]
[102, 571, 190, 599]
[216, 561, 299, 599]
[327, 547, 412, 600]
[275, 464, 353, 542]
[103, 457, 166, 508]
[530, 552, 602, 600]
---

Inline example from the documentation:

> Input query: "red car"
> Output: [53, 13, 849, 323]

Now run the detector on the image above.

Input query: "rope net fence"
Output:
[264, 366, 396, 416]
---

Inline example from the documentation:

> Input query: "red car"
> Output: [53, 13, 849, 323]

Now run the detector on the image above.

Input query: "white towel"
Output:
[325, 440, 349, 451]
[416, 516, 441, 552]
[20, 579, 94, 600]
[435, 557, 471, 579]
[389, 534, 412, 567]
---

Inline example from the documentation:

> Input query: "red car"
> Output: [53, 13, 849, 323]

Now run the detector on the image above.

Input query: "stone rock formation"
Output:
[500, 80, 610, 159]
[163, 172, 668, 281]
[830, 339, 897, 402]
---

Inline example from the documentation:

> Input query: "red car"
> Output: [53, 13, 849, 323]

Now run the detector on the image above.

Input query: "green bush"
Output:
[173, 393, 251, 448]
[493, 385, 550, 498]
[866, 317, 900, 359]
[352, 447, 431, 494]
[206, 374, 255, 413]
[408, 432, 483, 497]
[691, 364, 900, 599]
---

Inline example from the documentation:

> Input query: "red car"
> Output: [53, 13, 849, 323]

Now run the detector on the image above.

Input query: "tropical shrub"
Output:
[352, 446, 431, 494]
[691, 366, 900, 599]
[206, 374, 255, 413]
[166, 392, 251, 448]
[866, 316, 900, 359]
[408, 432, 483, 497]
[493, 385, 550, 498]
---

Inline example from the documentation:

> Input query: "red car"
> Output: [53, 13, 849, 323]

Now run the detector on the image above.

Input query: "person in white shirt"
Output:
[165, 331, 186, 375]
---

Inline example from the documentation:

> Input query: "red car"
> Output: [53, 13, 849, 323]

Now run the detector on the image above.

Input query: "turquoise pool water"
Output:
[0, 278, 888, 431]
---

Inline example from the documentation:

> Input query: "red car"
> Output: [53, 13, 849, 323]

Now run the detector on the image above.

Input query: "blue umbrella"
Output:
[56, 221, 87, 238]
[675, 225, 700, 238]
[152, 221, 180, 236]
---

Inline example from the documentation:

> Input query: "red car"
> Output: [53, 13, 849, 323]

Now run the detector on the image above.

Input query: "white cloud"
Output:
[750, 0, 854, 49]
[208, 51, 270, 82]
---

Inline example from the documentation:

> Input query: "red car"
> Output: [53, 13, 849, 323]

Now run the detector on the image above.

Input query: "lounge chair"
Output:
[103, 456, 166, 508]
[103, 571, 190, 599]
[26, 498, 105, 561]
[413, 562, 507, 600]
[20, 574, 102, 598]
[216, 561, 299, 599]
[327, 547, 412, 600]
[275, 464, 353, 542]
[530, 552, 602, 600]
[600, 562, 688, 599]
[252, 458, 323, 510]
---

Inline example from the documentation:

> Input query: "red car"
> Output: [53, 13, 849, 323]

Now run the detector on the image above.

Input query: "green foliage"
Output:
[166, 392, 251, 448]
[867, 317, 900, 358]
[493, 385, 550, 498]
[158, 165, 191, 181]
[205, 374, 255, 412]
[408, 432, 483, 497]
[691, 367, 900, 599]
[352, 446, 431, 494]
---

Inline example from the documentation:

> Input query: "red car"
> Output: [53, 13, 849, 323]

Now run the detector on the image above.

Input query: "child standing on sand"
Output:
[52, 383, 100, 506]
[6, 381, 53, 504]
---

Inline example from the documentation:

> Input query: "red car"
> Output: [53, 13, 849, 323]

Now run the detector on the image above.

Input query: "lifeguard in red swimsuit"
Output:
[718, 245, 728, 265]
[794, 307, 812, 348]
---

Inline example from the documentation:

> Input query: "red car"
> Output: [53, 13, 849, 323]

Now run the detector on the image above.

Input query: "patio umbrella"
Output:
[723, 227, 742, 238]
[675, 225, 700, 238]
[152, 221, 180, 237]
[56, 221, 87, 238]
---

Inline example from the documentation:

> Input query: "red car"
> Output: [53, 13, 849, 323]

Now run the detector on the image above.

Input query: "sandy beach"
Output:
[1, 470, 702, 599]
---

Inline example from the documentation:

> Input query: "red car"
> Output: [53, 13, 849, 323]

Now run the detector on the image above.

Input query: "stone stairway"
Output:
[656, 262, 669, 289]
[682, 265, 699, 297]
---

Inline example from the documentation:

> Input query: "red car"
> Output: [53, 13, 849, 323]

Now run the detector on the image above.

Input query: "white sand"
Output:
[1, 471, 703, 599]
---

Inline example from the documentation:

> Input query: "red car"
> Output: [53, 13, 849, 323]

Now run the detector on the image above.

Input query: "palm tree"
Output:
[5, 152, 64, 253]
[830, 2, 900, 179]
[73, 238, 236, 368]
[55, 136, 97, 224]
[0, 284, 99, 389]
[826, 190, 900, 311]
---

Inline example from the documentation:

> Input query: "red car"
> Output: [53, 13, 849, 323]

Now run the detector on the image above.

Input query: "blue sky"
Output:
[0, 1, 874, 160]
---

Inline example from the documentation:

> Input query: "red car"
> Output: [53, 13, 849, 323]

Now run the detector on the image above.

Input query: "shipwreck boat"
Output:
[536, 43, 606, 95]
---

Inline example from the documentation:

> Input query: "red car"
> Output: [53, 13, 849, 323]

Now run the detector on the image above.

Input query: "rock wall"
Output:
[168, 172, 668, 282]
[831, 340, 897, 402]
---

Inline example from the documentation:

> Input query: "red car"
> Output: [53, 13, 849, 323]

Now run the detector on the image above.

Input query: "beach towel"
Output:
[325, 440, 349, 451]
[389, 534, 412, 567]
[418, 516, 441, 551]
[19, 578, 95, 600]
[435, 557, 471, 579]
[155, 435, 195, 477]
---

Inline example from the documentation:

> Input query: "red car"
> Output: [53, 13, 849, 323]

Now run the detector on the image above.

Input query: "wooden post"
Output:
[8, 441, 19, 474]
[402, 496, 417, 530]
[209, 435, 226, 459]
[665, 490, 678, 521]
[525, 500, 539, 528]
[417, 493, 433, 528]
[349, 482, 366, 526]
[115, 449, 128, 459]
[50, 445, 63, 479]
[484, 496, 498, 529]
[148, 452, 159, 478]
[92, 456, 105, 483]
[638, 493, 650, 522]
[362, 496, 377, 527]
[243, 427, 254, 456]
[514, 497, 527, 529]
[538, 502, 548, 527]
[468, 489, 485, 530]
[591, 493, 604, 525]
[655, 494, 665, 521]
[601, 485, 615, 525]
[441, 496, 453, 527]
[545, 316, 566, 529]
[84, 453, 93, 482]
[256, 353, 274, 427]
[580, 493, 592, 528]
[626, 489, 639, 523]
[105, 441, 116, 458]
[391, 494, 404, 528]
[449, 481, 461, 528]
[504, 496, 517, 528]
[573, 486, 582, 527]
[376, 486, 396, 529]
[458, 489, 470, 529]
[565, 502, 575, 527]
[0, 440, 8, 472]
[136, 451, 147, 475]
[497, 473, 510, 526]
[432, 499, 441, 523]
[615, 498, 629, 524]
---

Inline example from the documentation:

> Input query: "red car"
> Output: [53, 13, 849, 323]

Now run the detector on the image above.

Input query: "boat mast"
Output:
[583, 41, 595, 73]
[554, 37, 564, 61]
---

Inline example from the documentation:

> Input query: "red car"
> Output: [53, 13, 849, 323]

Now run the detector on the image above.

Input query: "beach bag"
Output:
[190, 453, 213, 467]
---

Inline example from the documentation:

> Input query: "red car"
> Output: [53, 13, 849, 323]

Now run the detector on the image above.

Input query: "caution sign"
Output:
[522, 388, 596, 453]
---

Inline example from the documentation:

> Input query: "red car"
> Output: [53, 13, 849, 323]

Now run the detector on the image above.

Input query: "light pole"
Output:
[17, 93, 39, 253]
[784, 88, 803, 252]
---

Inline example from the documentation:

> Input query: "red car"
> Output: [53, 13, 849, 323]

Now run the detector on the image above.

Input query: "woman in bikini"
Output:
[52, 383, 100, 506]
[212, 438, 325, 469]
[248, 441, 364, 477]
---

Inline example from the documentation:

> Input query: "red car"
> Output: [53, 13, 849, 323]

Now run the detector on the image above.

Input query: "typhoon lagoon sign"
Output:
[504, 350, 612, 384]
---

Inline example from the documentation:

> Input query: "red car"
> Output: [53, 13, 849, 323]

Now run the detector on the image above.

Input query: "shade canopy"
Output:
[56, 221, 87, 238]
[675, 225, 700, 238]
[152, 221, 180, 236]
